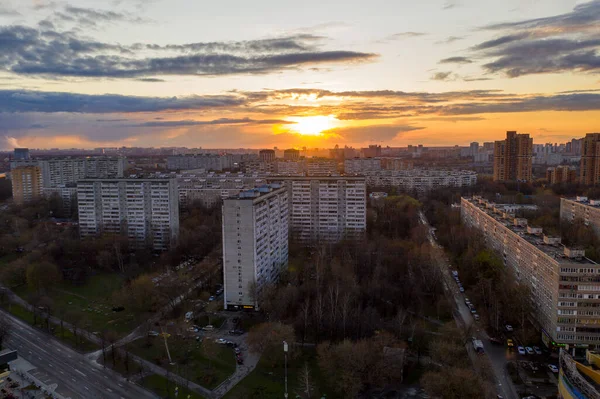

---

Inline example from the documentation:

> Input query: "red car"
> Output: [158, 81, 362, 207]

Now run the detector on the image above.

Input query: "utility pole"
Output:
[283, 341, 288, 399]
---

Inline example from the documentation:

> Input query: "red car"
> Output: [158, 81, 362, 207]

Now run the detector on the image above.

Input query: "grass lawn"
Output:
[13, 273, 139, 336]
[129, 336, 236, 389]
[1, 302, 98, 351]
[224, 348, 336, 399]
[141, 374, 206, 399]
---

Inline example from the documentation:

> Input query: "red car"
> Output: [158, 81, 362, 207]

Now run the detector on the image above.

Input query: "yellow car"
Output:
[507, 339, 514, 348]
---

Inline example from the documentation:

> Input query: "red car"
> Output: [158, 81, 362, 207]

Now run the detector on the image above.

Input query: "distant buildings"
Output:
[344, 158, 382, 174]
[78, 178, 179, 250]
[222, 185, 288, 310]
[493, 131, 533, 182]
[361, 145, 382, 158]
[305, 158, 338, 176]
[275, 160, 305, 175]
[581, 133, 600, 185]
[11, 166, 42, 205]
[462, 196, 600, 348]
[362, 169, 477, 193]
[177, 174, 267, 208]
[259, 149, 276, 163]
[560, 197, 600, 237]
[283, 148, 300, 161]
[270, 176, 366, 242]
[13, 148, 30, 161]
[546, 166, 577, 184]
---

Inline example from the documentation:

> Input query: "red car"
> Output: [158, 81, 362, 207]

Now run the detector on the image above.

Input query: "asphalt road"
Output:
[419, 211, 518, 399]
[1, 308, 158, 399]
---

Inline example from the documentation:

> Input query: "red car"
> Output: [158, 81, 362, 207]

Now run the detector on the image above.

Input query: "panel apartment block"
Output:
[561, 198, 600, 237]
[11, 166, 42, 205]
[270, 176, 367, 242]
[78, 179, 179, 250]
[222, 185, 288, 310]
[462, 197, 600, 347]
[493, 131, 533, 182]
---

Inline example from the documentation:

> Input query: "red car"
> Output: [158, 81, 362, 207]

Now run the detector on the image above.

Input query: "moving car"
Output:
[148, 331, 159, 337]
[506, 339, 514, 347]
[517, 346, 526, 355]
[533, 346, 542, 355]
[548, 364, 559, 373]
[525, 346, 534, 355]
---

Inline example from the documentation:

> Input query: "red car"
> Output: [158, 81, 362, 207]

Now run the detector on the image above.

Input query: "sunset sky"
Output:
[0, 0, 598, 149]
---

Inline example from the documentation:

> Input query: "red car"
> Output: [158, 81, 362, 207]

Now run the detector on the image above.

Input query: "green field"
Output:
[2, 302, 98, 352]
[141, 374, 206, 399]
[129, 336, 236, 389]
[224, 349, 335, 399]
[14, 274, 139, 336]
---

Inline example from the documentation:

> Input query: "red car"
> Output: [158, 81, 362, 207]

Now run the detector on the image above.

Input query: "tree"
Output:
[296, 362, 315, 399]
[247, 322, 295, 367]
[26, 261, 61, 294]
[0, 314, 11, 348]
[421, 367, 485, 399]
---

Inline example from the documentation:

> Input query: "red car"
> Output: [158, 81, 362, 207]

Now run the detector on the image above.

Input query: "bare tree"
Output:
[296, 362, 315, 399]
[0, 314, 11, 348]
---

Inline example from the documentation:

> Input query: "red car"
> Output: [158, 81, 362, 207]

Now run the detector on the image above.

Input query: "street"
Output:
[1, 308, 158, 399]
[419, 211, 518, 399]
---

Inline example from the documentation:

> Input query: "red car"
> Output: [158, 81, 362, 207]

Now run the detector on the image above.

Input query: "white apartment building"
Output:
[78, 178, 179, 250]
[344, 158, 382, 174]
[177, 175, 267, 208]
[462, 197, 600, 348]
[222, 185, 288, 310]
[167, 154, 233, 171]
[270, 176, 367, 242]
[275, 160, 305, 175]
[561, 197, 600, 238]
[365, 169, 477, 193]
[306, 159, 339, 176]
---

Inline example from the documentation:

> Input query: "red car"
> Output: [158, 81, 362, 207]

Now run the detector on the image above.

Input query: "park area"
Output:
[128, 335, 237, 389]
[12, 273, 140, 336]
[140, 374, 207, 399]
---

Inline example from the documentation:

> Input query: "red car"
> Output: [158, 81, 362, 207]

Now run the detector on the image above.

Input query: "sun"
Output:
[287, 115, 338, 136]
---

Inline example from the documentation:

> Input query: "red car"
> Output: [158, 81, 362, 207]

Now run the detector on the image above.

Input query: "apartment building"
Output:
[560, 197, 600, 237]
[222, 185, 288, 310]
[547, 166, 577, 184]
[344, 158, 382, 174]
[259, 149, 276, 163]
[306, 159, 338, 176]
[177, 174, 266, 208]
[493, 131, 533, 182]
[11, 166, 42, 205]
[581, 133, 600, 185]
[364, 169, 477, 193]
[462, 197, 600, 348]
[13, 148, 30, 161]
[275, 160, 305, 175]
[78, 178, 179, 250]
[270, 176, 366, 242]
[167, 154, 233, 171]
[283, 148, 300, 161]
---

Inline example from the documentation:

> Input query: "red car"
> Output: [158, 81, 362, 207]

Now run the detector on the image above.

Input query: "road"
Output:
[419, 211, 518, 399]
[1, 308, 158, 399]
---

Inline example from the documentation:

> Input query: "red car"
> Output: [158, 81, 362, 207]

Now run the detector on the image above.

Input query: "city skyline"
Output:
[0, 0, 598, 149]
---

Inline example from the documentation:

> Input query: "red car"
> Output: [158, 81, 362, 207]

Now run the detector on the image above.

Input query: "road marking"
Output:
[59, 371, 64, 375]
[106, 388, 113, 393]
[76, 370, 87, 377]
[85, 386, 89, 391]
[49, 363, 53, 367]
[37, 357, 42, 361]
[118, 383, 123, 387]
[71, 378, 76, 382]
[104, 375, 108, 379]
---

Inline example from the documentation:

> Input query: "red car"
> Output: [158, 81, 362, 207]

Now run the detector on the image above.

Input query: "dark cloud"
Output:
[0, 26, 375, 78]
[439, 56, 472, 64]
[431, 71, 456, 81]
[472, 34, 529, 50]
[0, 90, 247, 113]
[52, 6, 149, 27]
[322, 124, 424, 142]
[137, 78, 165, 82]
[129, 117, 294, 127]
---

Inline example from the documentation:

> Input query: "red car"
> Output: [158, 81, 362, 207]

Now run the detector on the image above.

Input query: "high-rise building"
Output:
[259, 149, 276, 163]
[13, 148, 30, 161]
[77, 179, 179, 250]
[222, 185, 288, 310]
[11, 166, 42, 205]
[462, 197, 600, 348]
[362, 145, 382, 158]
[546, 166, 577, 184]
[269, 176, 366, 242]
[493, 131, 533, 182]
[283, 149, 300, 161]
[469, 142, 479, 156]
[580, 133, 600, 185]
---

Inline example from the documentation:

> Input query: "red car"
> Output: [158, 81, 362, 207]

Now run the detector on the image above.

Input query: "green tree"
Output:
[26, 261, 61, 294]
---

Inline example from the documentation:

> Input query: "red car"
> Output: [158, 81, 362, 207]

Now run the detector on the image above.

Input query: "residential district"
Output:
[3, 131, 600, 398]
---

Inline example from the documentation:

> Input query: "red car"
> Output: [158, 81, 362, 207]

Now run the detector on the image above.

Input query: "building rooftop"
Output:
[229, 184, 285, 200]
[465, 197, 597, 265]
[564, 197, 600, 208]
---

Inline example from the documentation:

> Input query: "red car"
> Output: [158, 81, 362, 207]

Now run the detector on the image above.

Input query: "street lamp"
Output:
[283, 341, 289, 399]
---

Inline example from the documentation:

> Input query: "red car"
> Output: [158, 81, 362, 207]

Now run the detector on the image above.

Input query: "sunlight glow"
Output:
[287, 115, 338, 136]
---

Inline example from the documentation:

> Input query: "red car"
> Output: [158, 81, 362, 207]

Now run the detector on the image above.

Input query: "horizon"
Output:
[0, 0, 598, 149]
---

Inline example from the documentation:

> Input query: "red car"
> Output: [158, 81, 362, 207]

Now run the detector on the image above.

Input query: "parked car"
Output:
[533, 346, 542, 355]
[216, 288, 223, 295]
[489, 337, 503, 345]
[215, 338, 227, 344]
[203, 325, 215, 331]
[209, 296, 216, 302]
[470, 308, 477, 314]
[464, 298, 470, 305]
[525, 346, 534, 355]
[517, 346, 526, 355]
[507, 339, 514, 347]
[229, 329, 244, 335]
[148, 331, 159, 337]
[452, 270, 458, 276]
[234, 347, 241, 354]
[505, 324, 514, 332]
[473, 314, 480, 321]
[459, 287, 465, 293]
[548, 364, 559, 373]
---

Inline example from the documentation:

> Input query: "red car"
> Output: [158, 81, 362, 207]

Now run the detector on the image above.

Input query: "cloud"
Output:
[443, 2, 459, 10]
[436, 36, 464, 45]
[52, 6, 149, 28]
[322, 124, 425, 142]
[0, 5, 20, 16]
[439, 56, 473, 64]
[0, 90, 247, 113]
[137, 78, 165, 82]
[129, 117, 294, 127]
[0, 26, 376, 78]
[454, 1, 600, 77]
[431, 71, 456, 81]
[378, 32, 427, 43]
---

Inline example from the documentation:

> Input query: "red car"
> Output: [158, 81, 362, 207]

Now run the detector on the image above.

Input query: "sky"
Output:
[0, 0, 598, 149]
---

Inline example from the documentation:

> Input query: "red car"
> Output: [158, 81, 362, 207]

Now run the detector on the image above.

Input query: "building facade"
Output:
[493, 131, 533, 182]
[547, 166, 578, 185]
[13, 148, 30, 161]
[560, 197, 600, 237]
[306, 159, 338, 176]
[11, 166, 42, 205]
[222, 185, 288, 310]
[462, 197, 600, 347]
[259, 149, 276, 163]
[363, 169, 477, 193]
[270, 176, 367, 242]
[283, 149, 300, 161]
[581, 133, 600, 185]
[344, 158, 382, 174]
[558, 349, 600, 399]
[177, 174, 266, 208]
[78, 179, 179, 250]
[167, 154, 233, 171]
